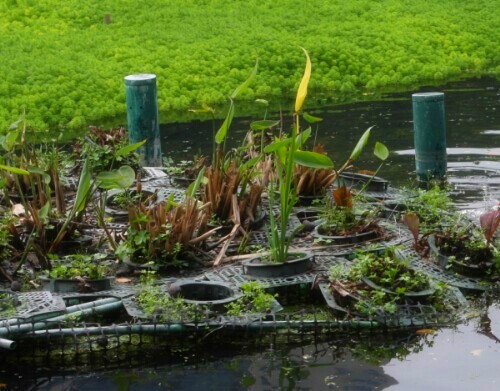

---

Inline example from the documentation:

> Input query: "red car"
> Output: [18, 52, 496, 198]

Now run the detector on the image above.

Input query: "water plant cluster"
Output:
[1, 0, 499, 130]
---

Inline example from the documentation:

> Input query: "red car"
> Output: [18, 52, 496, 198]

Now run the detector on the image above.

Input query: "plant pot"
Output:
[105, 189, 156, 219]
[361, 276, 436, 302]
[313, 223, 380, 245]
[54, 234, 93, 253]
[40, 276, 112, 293]
[297, 193, 324, 207]
[242, 251, 315, 278]
[337, 172, 389, 192]
[428, 235, 494, 277]
[168, 176, 194, 188]
[168, 280, 243, 312]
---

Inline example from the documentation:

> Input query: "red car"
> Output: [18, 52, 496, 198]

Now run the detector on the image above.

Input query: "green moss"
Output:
[0, 0, 498, 131]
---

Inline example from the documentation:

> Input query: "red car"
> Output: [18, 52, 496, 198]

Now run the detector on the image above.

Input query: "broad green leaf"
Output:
[264, 137, 292, 153]
[1, 130, 19, 151]
[295, 127, 312, 148]
[8, 118, 22, 130]
[303, 113, 323, 124]
[294, 150, 333, 169]
[230, 59, 258, 99]
[28, 167, 51, 184]
[294, 48, 311, 113]
[374, 141, 389, 161]
[73, 158, 92, 212]
[186, 167, 205, 197]
[0, 164, 29, 175]
[215, 101, 234, 144]
[349, 126, 374, 161]
[115, 140, 146, 157]
[96, 165, 135, 190]
[250, 120, 280, 131]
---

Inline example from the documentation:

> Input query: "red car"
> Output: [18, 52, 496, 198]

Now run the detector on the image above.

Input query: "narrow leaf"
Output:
[39, 201, 51, 221]
[74, 159, 92, 212]
[186, 167, 205, 197]
[0, 164, 29, 175]
[294, 150, 333, 169]
[294, 48, 312, 113]
[231, 60, 258, 99]
[215, 101, 234, 144]
[115, 140, 146, 157]
[350, 126, 374, 161]
[250, 120, 280, 131]
[303, 113, 323, 124]
[374, 141, 389, 161]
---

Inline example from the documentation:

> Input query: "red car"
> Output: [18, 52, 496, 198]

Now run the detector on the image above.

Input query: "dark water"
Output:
[3, 77, 500, 390]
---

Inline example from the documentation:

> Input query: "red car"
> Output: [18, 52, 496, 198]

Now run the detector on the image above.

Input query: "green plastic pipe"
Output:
[124, 74, 162, 167]
[0, 298, 122, 337]
[412, 92, 447, 181]
[23, 319, 380, 340]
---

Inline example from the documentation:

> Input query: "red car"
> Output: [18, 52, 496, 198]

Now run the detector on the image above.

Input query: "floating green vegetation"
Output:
[0, 0, 498, 131]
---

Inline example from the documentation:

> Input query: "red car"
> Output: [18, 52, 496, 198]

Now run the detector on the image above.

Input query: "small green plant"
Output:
[329, 247, 437, 316]
[225, 281, 277, 315]
[136, 276, 206, 322]
[47, 253, 108, 280]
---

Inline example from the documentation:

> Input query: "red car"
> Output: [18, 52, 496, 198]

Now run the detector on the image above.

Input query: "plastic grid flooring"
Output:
[1, 291, 66, 322]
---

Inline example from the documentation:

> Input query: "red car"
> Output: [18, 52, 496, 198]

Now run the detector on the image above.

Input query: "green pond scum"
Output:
[0, 0, 499, 131]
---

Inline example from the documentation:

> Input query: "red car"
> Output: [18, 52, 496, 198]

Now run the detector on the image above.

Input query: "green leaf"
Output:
[264, 137, 291, 153]
[1, 130, 19, 151]
[115, 140, 146, 157]
[230, 59, 258, 99]
[186, 167, 205, 197]
[255, 99, 269, 106]
[0, 164, 29, 175]
[349, 126, 374, 161]
[96, 165, 136, 190]
[8, 118, 22, 130]
[240, 156, 261, 173]
[250, 120, 280, 131]
[28, 167, 51, 184]
[73, 158, 92, 212]
[39, 200, 51, 221]
[295, 127, 312, 148]
[294, 150, 333, 169]
[374, 141, 389, 161]
[303, 113, 323, 124]
[215, 101, 234, 144]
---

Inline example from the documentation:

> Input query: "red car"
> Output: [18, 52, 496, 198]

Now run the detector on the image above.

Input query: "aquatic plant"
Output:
[0, 1, 498, 131]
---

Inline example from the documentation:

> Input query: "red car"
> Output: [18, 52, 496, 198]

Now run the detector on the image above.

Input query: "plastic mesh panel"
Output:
[1, 291, 66, 322]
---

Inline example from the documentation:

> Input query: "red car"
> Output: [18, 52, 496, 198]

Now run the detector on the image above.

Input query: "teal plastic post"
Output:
[412, 92, 447, 181]
[124, 74, 162, 166]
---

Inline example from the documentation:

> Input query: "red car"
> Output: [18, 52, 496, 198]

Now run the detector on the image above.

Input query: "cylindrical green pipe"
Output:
[0, 300, 122, 337]
[124, 74, 162, 167]
[412, 92, 447, 181]
[24, 319, 380, 339]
